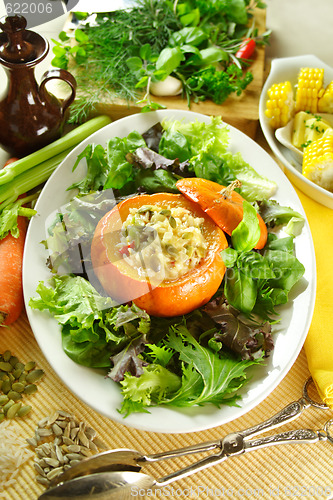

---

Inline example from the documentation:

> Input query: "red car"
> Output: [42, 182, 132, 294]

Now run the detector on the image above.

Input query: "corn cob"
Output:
[302, 130, 333, 191]
[265, 81, 295, 129]
[318, 81, 333, 113]
[295, 68, 324, 113]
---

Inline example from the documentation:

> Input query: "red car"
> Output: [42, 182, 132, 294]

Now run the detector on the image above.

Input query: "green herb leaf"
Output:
[156, 47, 185, 75]
[231, 200, 261, 252]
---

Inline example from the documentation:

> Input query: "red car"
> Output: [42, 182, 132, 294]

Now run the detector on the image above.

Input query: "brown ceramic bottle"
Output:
[0, 15, 76, 157]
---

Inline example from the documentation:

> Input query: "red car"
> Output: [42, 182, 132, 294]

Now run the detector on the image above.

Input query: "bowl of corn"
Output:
[259, 54, 333, 209]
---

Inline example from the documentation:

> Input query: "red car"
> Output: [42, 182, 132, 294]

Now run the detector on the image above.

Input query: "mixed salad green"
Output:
[29, 116, 305, 417]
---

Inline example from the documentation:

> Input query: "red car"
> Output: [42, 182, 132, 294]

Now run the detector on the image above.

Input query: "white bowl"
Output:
[259, 54, 333, 209]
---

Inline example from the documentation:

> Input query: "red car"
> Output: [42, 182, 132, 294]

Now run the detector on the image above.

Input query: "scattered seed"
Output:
[46, 467, 64, 481]
[24, 361, 36, 372]
[17, 405, 32, 417]
[38, 428, 53, 437]
[0, 351, 44, 420]
[168, 215, 177, 228]
[27, 437, 38, 447]
[36, 476, 50, 486]
[7, 390, 22, 401]
[0, 394, 9, 406]
[2, 379, 11, 394]
[44, 457, 60, 468]
[26, 369, 44, 384]
[0, 361, 12, 371]
[0, 413, 5, 423]
[52, 423, 63, 436]
[7, 401, 22, 419]
[34, 462, 46, 476]
[3, 351, 11, 362]
[11, 382, 25, 393]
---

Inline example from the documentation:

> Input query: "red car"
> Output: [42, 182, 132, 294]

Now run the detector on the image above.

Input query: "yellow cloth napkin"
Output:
[294, 186, 333, 407]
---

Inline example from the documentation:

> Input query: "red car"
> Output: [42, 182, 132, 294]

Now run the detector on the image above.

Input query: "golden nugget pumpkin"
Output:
[91, 193, 227, 317]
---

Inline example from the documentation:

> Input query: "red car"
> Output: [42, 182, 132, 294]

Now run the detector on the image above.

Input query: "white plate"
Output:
[23, 109, 316, 434]
[259, 54, 333, 209]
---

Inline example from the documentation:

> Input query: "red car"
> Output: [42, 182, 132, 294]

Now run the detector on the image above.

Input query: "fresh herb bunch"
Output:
[51, 0, 270, 122]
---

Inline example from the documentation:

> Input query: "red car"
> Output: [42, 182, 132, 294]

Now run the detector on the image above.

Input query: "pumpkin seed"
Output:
[137, 205, 153, 214]
[185, 245, 194, 257]
[24, 361, 36, 371]
[7, 401, 22, 419]
[0, 412, 5, 423]
[168, 216, 177, 228]
[182, 231, 193, 239]
[0, 361, 13, 371]
[9, 355, 19, 367]
[2, 399, 14, 413]
[24, 383, 38, 395]
[7, 390, 22, 401]
[17, 405, 32, 417]
[26, 369, 44, 384]
[0, 394, 9, 406]
[166, 244, 178, 257]
[3, 351, 11, 362]
[12, 381, 25, 392]
[159, 209, 171, 217]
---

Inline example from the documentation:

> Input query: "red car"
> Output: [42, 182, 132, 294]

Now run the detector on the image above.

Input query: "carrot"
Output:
[3, 157, 19, 168]
[0, 215, 27, 326]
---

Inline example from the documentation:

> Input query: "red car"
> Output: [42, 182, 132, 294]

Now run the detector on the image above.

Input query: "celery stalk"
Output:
[0, 148, 72, 208]
[0, 115, 112, 185]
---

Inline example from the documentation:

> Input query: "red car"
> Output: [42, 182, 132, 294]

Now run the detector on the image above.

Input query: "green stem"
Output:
[0, 148, 72, 207]
[0, 115, 112, 185]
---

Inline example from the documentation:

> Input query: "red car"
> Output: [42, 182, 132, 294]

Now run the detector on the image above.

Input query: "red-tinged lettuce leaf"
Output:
[203, 298, 273, 360]
[108, 336, 148, 383]
[119, 324, 263, 415]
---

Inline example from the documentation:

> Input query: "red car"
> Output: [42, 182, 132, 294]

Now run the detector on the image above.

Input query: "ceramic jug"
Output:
[0, 15, 76, 157]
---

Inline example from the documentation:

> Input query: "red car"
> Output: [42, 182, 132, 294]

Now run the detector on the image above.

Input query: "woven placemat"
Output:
[2, 311, 333, 500]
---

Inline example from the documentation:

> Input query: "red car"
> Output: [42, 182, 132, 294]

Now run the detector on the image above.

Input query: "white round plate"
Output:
[259, 54, 333, 209]
[23, 109, 316, 433]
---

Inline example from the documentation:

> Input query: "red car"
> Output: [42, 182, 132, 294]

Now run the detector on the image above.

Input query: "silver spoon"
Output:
[39, 379, 332, 500]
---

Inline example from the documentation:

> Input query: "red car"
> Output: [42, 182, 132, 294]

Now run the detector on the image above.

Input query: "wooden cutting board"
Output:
[64, 9, 267, 139]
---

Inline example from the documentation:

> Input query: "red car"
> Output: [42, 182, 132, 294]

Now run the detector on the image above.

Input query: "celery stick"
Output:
[0, 115, 112, 185]
[0, 148, 72, 207]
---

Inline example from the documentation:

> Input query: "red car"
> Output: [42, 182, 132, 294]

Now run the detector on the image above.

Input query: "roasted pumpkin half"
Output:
[91, 193, 227, 317]
[176, 178, 267, 249]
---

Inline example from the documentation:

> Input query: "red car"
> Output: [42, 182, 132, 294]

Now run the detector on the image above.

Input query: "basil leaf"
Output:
[231, 200, 261, 252]
[156, 47, 185, 75]
[224, 267, 257, 314]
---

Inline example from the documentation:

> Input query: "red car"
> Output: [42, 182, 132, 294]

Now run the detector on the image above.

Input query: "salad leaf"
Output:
[68, 144, 110, 194]
[162, 115, 229, 157]
[109, 335, 148, 382]
[119, 324, 262, 415]
[29, 275, 114, 334]
[120, 364, 182, 416]
[231, 200, 261, 253]
[164, 325, 261, 407]
[222, 152, 277, 201]
[104, 132, 146, 190]
[258, 199, 305, 236]
[203, 299, 273, 360]
[0, 200, 36, 239]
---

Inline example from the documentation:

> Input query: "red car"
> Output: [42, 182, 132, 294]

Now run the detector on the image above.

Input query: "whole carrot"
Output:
[0, 215, 26, 326]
